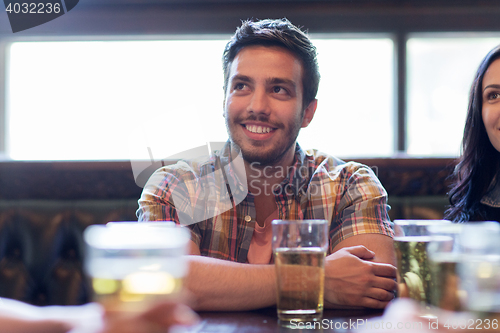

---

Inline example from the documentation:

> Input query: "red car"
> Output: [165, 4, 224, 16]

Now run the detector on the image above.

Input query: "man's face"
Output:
[224, 45, 316, 166]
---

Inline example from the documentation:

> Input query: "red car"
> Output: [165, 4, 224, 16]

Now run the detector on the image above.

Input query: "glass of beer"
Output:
[427, 223, 464, 311]
[458, 222, 500, 315]
[83, 222, 190, 313]
[393, 220, 451, 306]
[272, 219, 328, 323]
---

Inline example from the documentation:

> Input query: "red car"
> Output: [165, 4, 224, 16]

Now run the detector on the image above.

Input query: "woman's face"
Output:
[482, 58, 500, 153]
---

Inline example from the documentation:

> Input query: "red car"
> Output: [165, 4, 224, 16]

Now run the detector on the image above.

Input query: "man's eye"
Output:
[273, 86, 287, 94]
[234, 83, 246, 90]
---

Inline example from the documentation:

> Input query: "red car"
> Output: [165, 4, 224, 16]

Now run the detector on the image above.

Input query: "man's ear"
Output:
[301, 99, 317, 128]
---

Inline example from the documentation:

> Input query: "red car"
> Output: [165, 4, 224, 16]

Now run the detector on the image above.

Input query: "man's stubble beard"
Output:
[224, 112, 303, 167]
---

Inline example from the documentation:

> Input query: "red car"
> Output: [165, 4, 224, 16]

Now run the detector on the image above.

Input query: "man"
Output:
[137, 18, 397, 311]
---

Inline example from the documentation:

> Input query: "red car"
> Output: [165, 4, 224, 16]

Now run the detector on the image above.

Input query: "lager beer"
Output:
[429, 253, 462, 311]
[272, 219, 328, 324]
[274, 247, 325, 321]
[92, 271, 183, 313]
[84, 224, 190, 313]
[395, 235, 452, 304]
[394, 236, 433, 303]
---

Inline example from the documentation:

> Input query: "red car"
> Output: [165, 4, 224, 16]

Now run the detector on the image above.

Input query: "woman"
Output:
[446, 45, 500, 222]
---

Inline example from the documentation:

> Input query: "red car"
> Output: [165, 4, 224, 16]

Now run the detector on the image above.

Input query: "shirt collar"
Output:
[214, 141, 248, 203]
[215, 141, 312, 199]
[272, 143, 314, 198]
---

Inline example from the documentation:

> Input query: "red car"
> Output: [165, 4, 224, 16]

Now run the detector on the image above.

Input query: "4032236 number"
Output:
[5, 2, 61, 14]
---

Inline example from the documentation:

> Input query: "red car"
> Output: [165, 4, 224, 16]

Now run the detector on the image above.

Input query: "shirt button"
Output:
[245, 215, 252, 222]
[239, 185, 245, 191]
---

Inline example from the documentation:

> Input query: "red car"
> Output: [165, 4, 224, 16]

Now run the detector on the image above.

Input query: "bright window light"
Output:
[7, 39, 229, 160]
[407, 35, 500, 156]
[302, 37, 394, 158]
[6, 37, 394, 160]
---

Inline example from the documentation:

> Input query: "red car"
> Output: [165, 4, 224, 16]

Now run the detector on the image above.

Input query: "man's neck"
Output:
[243, 145, 297, 227]
[243, 144, 297, 191]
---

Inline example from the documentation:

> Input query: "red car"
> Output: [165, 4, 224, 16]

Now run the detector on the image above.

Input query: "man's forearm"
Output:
[184, 255, 277, 311]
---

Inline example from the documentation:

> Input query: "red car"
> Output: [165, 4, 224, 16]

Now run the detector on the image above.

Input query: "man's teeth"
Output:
[246, 125, 272, 133]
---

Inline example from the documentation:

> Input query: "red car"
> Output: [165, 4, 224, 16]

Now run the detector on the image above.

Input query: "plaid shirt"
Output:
[137, 142, 393, 263]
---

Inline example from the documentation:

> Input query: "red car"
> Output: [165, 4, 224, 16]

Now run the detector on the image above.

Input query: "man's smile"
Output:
[241, 123, 277, 141]
[244, 125, 273, 133]
[243, 124, 276, 134]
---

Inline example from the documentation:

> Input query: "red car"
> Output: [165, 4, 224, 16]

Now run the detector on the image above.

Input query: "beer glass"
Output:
[427, 223, 464, 311]
[393, 220, 451, 305]
[83, 223, 190, 313]
[272, 219, 328, 323]
[458, 222, 500, 315]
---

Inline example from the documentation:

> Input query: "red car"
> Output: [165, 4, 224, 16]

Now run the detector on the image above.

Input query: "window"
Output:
[6, 36, 394, 160]
[7, 39, 230, 161]
[302, 37, 394, 158]
[406, 34, 500, 156]
[8, 33, 497, 160]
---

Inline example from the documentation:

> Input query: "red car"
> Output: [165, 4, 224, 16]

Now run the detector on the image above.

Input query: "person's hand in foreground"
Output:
[100, 302, 199, 333]
[0, 316, 72, 333]
[0, 298, 199, 333]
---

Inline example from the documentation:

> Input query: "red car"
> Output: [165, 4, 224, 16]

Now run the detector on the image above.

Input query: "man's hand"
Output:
[324, 245, 397, 309]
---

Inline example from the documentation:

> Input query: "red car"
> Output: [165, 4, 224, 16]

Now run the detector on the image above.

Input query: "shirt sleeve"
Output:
[136, 166, 202, 248]
[329, 162, 393, 252]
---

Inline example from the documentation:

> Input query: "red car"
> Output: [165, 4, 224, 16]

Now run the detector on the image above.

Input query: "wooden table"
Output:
[186, 307, 384, 333]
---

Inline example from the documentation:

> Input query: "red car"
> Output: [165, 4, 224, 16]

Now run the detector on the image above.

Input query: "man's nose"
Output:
[247, 88, 270, 115]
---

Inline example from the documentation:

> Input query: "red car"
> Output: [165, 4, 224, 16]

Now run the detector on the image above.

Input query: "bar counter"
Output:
[187, 307, 384, 333]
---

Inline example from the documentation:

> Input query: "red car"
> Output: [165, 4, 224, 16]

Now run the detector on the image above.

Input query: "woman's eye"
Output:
[488, 92, 500, 100]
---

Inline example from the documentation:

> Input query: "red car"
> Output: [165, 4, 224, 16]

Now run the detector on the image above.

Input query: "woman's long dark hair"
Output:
[446, 45, 500, 222]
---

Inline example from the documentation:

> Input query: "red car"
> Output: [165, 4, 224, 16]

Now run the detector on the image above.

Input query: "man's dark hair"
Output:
[223, 18, 320, 110]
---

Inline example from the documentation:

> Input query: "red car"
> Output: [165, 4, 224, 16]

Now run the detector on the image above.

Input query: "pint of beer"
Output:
[393, 220, 451, 307]
[458, 222, 500, 314]
[83, 222, 190, 313]
[427, 223, 463, 311]
[272, 220, 328, 323]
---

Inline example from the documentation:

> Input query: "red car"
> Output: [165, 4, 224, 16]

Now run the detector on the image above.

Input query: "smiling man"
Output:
[224, 45, 314, 167]
[137, 18, 397, 311]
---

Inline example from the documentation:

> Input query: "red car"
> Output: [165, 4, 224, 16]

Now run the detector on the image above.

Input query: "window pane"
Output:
[407, 36, 500, 156]
[7, 37, 393, 160]
[302, 37, 394, 158]
[7, 39, 229, 160]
